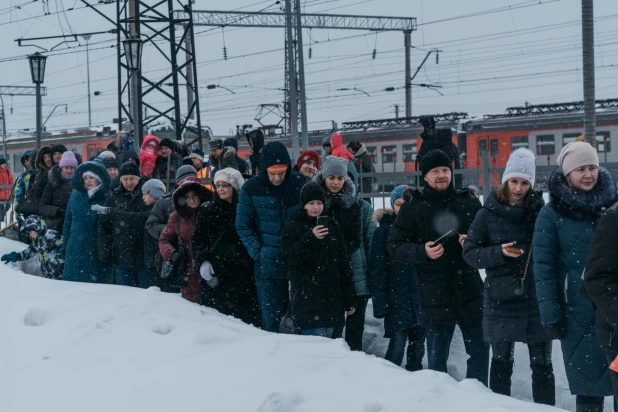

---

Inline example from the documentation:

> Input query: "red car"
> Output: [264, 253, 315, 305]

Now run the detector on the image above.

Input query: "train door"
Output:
[403, 142, 417, 172]
[381, 145, 397, 173]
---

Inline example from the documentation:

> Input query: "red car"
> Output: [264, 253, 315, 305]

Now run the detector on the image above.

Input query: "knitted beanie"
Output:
[321, 156, 347, 178]
[296, 150, 321, 170]
[175, 165, 197, 181]
[59, 151, 78, 168]
[142, 179, 166, 200]
[300, 181, 325, 207]
[558, 141, 599, 177]
[420, 149, 452, 177]
[390, 184, 408, 209]
[502, 148, 536, 185]
[214, 167, 245, 192]
[118, 162, 140, 178]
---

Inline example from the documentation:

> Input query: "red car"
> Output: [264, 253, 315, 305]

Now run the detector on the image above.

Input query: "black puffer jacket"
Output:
[192, 192, 261, 326]
[463, 191, 549, 343]
[38, 165, 73, 232]
[152, 153, 183, 184]
[246, 129, 264, 176]
[387, 185, 483, 325]
[97, 180, 150, 268]
[281, 209, 356, 329]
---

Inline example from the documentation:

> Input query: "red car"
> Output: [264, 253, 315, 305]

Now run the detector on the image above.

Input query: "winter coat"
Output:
[584, 203, 618, 352]
[281, 209, 356, 329]
[14, 168, 36, 216]
[533, 168, 615, 396]
[387, 185, 483, 325]
[351, 143, 375, 193]
[313, 171, 362, 258]
[224, 138, 249, 174]
[18, 217, 64, 280]
[152, 153, 183, 185]
[140, 135, 160, 178]
[415, 129, 461, 172]
[32, 145, 52, 204]
[369, 209, 420, 333]
[38, 165, 72, 232]
[0, 166, 14, 201]
[236, 143, 306, 280]
[330, 134, 353, 161]
[192, 192, 261, 326]
[142, 204, 157, 269]
[247, 131, 264, 176]
[97, 179, 149, 268]
[210, 146, 239, 174]
[61, 161, 113, 284]
[463, 191, 549, 343]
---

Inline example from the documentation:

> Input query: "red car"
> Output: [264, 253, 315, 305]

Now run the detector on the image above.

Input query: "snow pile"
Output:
[0, 260, 560, 412]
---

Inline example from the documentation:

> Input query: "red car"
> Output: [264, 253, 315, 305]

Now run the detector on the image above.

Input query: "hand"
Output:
[91, 205, 110, 215]
[458, 234, 467, 247]
[501, 242, 523, 258]
[425, 242, 444, 260]
[347, 307, 356, 316]
[1, 251, 19, 263]
[312, 225, 329, 239]
[199, 261, 215, 280]
[544, 323, 564, 340]
[170, 252, 181, 263]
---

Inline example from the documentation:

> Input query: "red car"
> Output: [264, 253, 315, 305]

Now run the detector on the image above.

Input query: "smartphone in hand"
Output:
[433, 229, 454, 246]
[316, 216, 329, 229]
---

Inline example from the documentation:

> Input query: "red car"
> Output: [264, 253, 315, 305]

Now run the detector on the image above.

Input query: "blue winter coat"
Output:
[236, 142, 306, 279]
[533, 168, 615, 396]
[61, 161, 113, 284]
[369, 208, 420, 334]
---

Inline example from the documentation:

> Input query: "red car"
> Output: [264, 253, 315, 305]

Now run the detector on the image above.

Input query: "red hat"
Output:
[296, 150, 321, 170]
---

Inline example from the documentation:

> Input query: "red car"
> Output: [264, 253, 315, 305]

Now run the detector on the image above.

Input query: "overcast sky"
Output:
[0, 0, 616, 137]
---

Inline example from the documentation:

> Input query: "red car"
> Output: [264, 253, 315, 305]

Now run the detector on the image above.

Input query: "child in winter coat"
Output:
[1, 215, 64, 279]
[140, 135, 160, 178]
[329, 133, 353, 161]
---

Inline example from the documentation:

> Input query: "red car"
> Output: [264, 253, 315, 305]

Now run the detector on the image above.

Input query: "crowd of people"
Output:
[4, 120, 618, 412]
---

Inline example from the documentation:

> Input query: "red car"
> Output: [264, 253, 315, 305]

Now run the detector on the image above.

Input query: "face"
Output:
[29, 230, 38, 239]
[299, 161, 318, 179]
[324, 145, 332, 154]
[107, 168, 119, 179]
[120, 175, 140, 192]
[24, 159, 30, 169]
[53, 152, 63, 164]
[507, 178, 531, 202]
[216, 182, 234, 202]
[83, 175, 100, 190]
[567, 165, 599, 191]
[0, 163, 6, 169]
[61, 166, 76, 177]
[159, 146, 172, 157]
[423, 167, 452, 192]
[147, 143, 156, 151]
[267, 171, 286, 186]
[393, 198, 404, 215]
[304, 200, 324, 217]
[325, 175, 345, 194]
[191, 158, 203, 169]
[210, 147, 223, 159]
[142, 192, 156, 206]
[248, 139, 254, 148]
[185, 191, 201, 209]
[43, 154, 52, 168]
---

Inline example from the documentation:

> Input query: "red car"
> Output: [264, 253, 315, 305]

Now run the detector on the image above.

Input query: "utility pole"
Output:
[404, 30, 412, 118]
[294, 0, 309, 150]
[285, 0, 299, 159]
[83, 34, 92, 127]
[0, 96, 6, 160]
[394, 104, 399, 119]
[582, 0, 596, 144]
[184, 24, 195, 120]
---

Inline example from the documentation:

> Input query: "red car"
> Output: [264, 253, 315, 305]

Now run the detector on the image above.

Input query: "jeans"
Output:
[492, 341, 552, 365]
[425, 318, 489, 386]
[115, 266, 150, 289]
[255, 278, 289, 333]
[303, 328, 334, 338]
[332, 295, 369, 351]
[385, 325, 426, 371]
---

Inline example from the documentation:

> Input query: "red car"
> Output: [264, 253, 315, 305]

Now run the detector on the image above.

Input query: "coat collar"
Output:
[548, 167, 616, 218]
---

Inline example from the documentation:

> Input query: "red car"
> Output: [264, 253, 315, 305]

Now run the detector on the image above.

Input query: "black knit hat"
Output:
[421, 149, 452, 177]
[50, 144, 68, 156]
[0, 158, 7, 166]
[300, 181, 325, 206]
[118, 161, 140, 178]
[103, 157, 119, 170]
[159, 138, 176, 151]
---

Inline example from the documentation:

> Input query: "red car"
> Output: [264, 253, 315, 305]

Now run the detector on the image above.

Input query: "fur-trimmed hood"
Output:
[172, 178, 213, 218]
[372, 208, 394, 224]
[312, 170, 358, 209]
[35, 145, 52, 172]
[548, 167, 616, 218]
[71, 161, 111, 200]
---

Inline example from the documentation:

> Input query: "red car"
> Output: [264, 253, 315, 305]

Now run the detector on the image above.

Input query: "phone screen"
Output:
[316, 216, 329, 228]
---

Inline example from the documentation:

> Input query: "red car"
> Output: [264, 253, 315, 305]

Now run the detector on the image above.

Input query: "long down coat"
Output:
[533, 168, 615, 396]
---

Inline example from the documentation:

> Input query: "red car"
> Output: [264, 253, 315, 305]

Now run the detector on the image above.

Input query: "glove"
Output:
[91, 205, 110, 215]
[1, 252, 20, 264]
[200, 261, 219, 287]
[544, 323, 564, 340]
[170, 252, 181, 263]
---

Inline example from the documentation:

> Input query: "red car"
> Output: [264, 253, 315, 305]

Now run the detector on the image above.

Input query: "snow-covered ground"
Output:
[0, 237, 608, 412]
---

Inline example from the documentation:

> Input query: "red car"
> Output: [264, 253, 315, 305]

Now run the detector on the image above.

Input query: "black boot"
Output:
[531, 363, 556, 406]
[576, 395, 604, 412]
[404, 326, 426, 372]
[490, 359, 513, 396]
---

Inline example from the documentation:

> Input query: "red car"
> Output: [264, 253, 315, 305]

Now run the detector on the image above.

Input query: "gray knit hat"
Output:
[321, 156, 347, 178]
[502, 148, 536, 185]
[142, 179, 166, 200]
[175, 165, 197, 182]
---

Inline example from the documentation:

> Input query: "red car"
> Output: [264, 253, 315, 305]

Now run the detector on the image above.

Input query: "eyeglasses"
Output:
[215, 183, 232, 189]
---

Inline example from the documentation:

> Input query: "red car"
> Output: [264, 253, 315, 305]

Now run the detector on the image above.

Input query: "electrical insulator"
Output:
[309, 47, 312, 59]
[436, 52, 439, 65]
[372, 49, 377, 60]
[223, 46, 228, 60]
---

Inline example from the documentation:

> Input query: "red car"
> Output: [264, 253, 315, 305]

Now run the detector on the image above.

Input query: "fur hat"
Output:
[558, 141, 599, 177]
[322, 156, 347, 178]
[421, 149, 452, 177]
[296, 150, 321, 170]
[59, 151, 78, 168]
[175, 165, 197, 182]
[50, 144, 68, 157]
[214, 167, 245, 192]
[300, 181, 325, 207]
[118, 162, 140, 178]
[502, 148, 536, 185]
[142, 179, 166, 200]
[159, 138, 176, 151]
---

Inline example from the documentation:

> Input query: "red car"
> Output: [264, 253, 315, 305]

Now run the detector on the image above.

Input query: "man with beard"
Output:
[387, 149, 489, 385]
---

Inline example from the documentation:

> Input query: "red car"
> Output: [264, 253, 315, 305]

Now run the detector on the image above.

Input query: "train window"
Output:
[597, 132, 611, 153]
[479, 140, 487, 153]
[403, 143, 418, 162]
[490, 139, 499, 157]
[382, 145, 397, 163]
[536, 135, 555, 155]
[562, 133, 580, 146]
[511, 136, 528, 151]
[366, 146, 378, 164]
[12, 154, 23, 173]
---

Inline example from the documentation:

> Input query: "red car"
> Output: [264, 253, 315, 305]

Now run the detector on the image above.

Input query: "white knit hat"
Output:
[214, 167, 245, 192]
[502, 148, 536, 185]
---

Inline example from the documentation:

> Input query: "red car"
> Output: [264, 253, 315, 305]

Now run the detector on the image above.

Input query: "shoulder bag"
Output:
[487, 243, 533, 303]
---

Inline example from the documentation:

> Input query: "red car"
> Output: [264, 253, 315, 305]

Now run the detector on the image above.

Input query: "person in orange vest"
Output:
[0, 158, 14, 204]
[190, 149, 215, 191]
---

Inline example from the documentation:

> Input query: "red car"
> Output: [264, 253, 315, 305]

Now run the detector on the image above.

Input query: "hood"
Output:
[419, 116, 436, 138]
[28, 149, 39, 170]
[118, 150, 140, 165]
[23, 215, 47, 234]
[436, 128, 454, 144]
[35, 145, 52, 172]
[71, 161, 112, 200]
[346, 161, 358, 185]
[313, 171, 358, 209]
[224, 137, 239, 152]
[372, 208, 394, 224]
[223, 146, 237, 160]
[322, 136, 332, 147]
[172, 179, 213, 218]
[258, 142, 292, 175]
[548, 167, 616, 217]
[48, 164, 72, 187]
[141, 135, 161, 151]
[354, 143, 367, 157]
[246, 129, 264, 153]
[330, 133, 344, 149]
